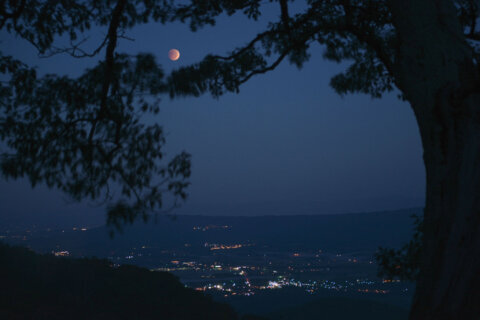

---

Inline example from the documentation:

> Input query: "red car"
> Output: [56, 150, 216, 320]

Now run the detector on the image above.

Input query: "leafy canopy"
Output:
[0, 0, 191, 230]
[1, 1, 479, 240]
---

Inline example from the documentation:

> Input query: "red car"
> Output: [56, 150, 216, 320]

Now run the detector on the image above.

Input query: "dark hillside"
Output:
[268, 297, 408, 320]
[0, 243, 237, 320]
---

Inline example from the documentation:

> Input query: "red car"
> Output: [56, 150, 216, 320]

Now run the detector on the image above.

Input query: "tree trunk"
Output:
[410, 88, 480, 320]
[388, 0, 480, 318]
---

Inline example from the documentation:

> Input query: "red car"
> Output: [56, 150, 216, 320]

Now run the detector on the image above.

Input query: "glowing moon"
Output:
[168, 49, 180, 61]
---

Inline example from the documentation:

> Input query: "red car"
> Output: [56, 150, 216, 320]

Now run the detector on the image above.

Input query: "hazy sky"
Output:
[0, 2, 425, 227]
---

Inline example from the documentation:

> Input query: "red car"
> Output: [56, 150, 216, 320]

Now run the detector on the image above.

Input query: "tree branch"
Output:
[89, 0, 127, 144]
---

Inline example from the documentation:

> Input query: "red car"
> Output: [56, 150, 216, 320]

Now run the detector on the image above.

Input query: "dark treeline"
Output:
[0, 243, 263, 320]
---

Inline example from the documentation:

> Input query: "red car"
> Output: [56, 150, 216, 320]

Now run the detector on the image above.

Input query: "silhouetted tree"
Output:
[375, 214, 423, 281]
[1, 1, 480, 319]
[163, 1, 480, 319]
[0, 1, 191, 230]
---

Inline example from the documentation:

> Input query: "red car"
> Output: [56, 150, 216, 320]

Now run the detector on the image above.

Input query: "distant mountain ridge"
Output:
[15, 208, 421, 258]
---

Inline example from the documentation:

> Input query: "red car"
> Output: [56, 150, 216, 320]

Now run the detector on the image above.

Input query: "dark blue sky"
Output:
[0, 2, 425, 227]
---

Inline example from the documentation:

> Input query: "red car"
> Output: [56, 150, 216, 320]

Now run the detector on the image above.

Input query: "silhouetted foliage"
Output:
[162, 0, 477, 295]
[375, 215, 423, 281]
[0, 1, 191, 229]
[166, 1, 479, 99]
[159, 2, 480, 318]
[0, 243, 237, 319]
[2, 1, 480, 317]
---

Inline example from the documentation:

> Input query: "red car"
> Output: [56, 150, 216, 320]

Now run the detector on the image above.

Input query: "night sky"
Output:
[0, 2, 425, 227]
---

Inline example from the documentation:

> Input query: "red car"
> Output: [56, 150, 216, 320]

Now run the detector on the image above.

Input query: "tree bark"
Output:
[388, 0, 480, 318]
[410, 85, 480, 320]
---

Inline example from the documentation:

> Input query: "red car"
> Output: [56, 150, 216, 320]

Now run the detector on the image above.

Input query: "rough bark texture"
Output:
[389, 0, 480, 319]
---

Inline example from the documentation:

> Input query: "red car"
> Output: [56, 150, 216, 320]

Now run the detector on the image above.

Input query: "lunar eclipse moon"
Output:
[168, 49, 180, 61]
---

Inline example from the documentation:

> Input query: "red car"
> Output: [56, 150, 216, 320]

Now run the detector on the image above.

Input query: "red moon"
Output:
[168, 49, 180, 61]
